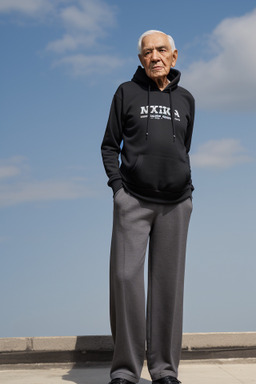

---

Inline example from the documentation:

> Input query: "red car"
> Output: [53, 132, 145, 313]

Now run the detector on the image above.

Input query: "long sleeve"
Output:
[101, 92, 124, 194]
[185, 96, 195, 153]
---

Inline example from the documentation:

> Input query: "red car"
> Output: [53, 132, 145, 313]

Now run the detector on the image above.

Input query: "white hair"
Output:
[137, 30, 176, 54]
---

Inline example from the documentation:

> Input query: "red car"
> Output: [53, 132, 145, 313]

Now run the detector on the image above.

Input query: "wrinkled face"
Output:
[139, 32, 178, 81]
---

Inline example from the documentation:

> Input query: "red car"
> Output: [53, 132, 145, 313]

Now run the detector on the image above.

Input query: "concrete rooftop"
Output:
[1, 359, 256, 384]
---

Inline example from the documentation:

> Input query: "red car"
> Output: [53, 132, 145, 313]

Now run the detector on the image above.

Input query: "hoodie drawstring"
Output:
[145, 84, 176, 142]
[169, 88, 176, 142]
[146, 84, 150, 140]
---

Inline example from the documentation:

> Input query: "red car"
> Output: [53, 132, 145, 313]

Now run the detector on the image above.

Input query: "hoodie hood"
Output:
[132, 66, 181, 91]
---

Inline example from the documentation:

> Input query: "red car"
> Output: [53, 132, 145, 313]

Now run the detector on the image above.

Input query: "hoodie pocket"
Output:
[129, 154, 190, 192]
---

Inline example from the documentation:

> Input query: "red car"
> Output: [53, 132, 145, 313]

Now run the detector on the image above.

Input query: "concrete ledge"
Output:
[181, 332, 256, 360]
[0, 333, 256, 365]
[0, 336, 113, 365]
[183, 332, 256, 349]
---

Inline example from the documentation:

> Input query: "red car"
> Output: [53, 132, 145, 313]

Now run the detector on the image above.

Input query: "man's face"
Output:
[138, 32, 178, 82]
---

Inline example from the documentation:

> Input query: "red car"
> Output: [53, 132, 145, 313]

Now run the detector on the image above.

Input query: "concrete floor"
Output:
[0, 359, 256, 384]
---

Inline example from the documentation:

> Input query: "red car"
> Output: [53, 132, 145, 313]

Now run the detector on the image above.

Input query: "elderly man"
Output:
[101, 30, 195, 384]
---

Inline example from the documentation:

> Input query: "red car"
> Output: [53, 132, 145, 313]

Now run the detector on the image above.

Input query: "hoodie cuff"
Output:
[110, 179, 123, 195]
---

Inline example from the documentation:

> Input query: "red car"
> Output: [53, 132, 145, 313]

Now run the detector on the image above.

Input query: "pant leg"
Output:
[110, 189, 153, 383]
[146, 198, 193, 381]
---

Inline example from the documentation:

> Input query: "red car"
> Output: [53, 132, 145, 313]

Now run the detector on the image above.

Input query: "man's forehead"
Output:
[141, 33, 171, 49]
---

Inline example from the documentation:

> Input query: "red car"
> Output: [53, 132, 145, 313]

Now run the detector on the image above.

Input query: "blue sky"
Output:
[1, 0, 255, 337]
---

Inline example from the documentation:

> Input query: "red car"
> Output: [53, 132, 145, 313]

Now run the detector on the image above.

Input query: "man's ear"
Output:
[138, 54, 144, 67]
[171, 50, 178, 68]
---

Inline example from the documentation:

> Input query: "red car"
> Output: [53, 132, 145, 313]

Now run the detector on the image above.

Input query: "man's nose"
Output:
[151, 49, 160, 61]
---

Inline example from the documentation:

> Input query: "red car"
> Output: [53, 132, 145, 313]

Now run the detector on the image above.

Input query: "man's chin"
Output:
[149, 72, 166, 81]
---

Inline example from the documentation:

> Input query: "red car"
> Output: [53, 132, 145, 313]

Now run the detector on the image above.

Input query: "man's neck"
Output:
[154, 77, 170, 91]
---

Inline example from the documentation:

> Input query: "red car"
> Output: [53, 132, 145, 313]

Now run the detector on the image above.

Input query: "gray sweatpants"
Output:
[109, 188, 192, 383]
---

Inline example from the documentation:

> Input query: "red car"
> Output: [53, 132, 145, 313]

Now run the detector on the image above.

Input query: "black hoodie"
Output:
[101, 66, 195, 204]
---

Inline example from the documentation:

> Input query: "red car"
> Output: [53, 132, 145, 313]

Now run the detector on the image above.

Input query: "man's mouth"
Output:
[152, 66, 163, 71]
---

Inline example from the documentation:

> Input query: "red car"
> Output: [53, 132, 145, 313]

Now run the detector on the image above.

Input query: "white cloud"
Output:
[0, 165, 20, 179]
[53, 54, 125, 76]
[191, 139, 253, 169]
[0, 0, 53, 16]
[60, 0, 115, 32]
[182, 8, 256, 111]
[0, 156, 27, 179]
[0, 0, 121, 76]
[46, 33, 95, 53]
[0, 180, 91, 207]
[0, 157, 93, 207]
[47, 0, 116, 53]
